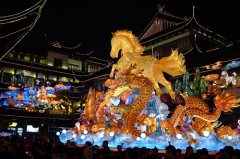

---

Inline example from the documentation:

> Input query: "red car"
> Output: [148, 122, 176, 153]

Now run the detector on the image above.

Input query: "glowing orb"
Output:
[109, 131, 114, 137]
[141, 133, 146, 138]
[203, 131, 209, 137]
[83, 130, 88, 134]
[176, 133, 182, 139]
[72, 134, 77, 138]
[136, 137, 141, 141]
[62, 129, 67, 133]
[80, 135, 85, 140]
[56, 132, 60, 136]
[99, 133, 104, 138]
[228, 136, 232, 140]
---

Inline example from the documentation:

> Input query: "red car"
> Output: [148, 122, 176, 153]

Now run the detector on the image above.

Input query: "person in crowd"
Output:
[144, 146, 161, 159]
[200, 148, 210, 159]
[92, 145, 99, 159]
[23, 140, 34, 159]
[52, 144, 68, 159]
[83, 141, 93, 159]
[183, 146, 194, 159]
[176, 148, 183, 159]
[101, 140, 111, 156]
[115, 145, 124, 158]
[164, 145, 177, 159]
[215, 149, 231, 159]
[128, 148, 138, 159]
[72, 148, 83, 159]
[138, 147, 148, 159]
[35, 145, 52, 159]
[224, 145, 235, 158]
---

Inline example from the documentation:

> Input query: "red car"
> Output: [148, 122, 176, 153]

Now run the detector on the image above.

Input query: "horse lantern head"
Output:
[110, 36, 122, 58]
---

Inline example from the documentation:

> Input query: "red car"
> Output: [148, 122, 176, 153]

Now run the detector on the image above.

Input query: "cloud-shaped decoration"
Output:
[224, 60, 240, 69]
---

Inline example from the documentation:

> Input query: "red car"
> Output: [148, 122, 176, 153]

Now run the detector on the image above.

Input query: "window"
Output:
[8, 127, 16, 131]
[8, 53, 13, 58]
[2, 72, 12, 83]
[17, 128, 23, 136]
[68, 64, 80, 70]
[40, 59, 46, 64]
[54, 58, 63, 68]
[24, 56, 30, 61]
[88, 65, 100, 72]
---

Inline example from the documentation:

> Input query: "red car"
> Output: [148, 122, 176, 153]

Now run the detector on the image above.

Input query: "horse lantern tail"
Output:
[154, 49, 186, 77]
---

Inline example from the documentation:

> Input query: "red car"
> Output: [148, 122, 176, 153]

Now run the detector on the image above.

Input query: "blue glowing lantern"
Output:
[3, 100, 9, 106]
[23, 91, 30, 102]
[46, 88, 55, 95]
[29, 87, 38, 95]
[24, 87, 30, 92]
[65, 85, 71, 90]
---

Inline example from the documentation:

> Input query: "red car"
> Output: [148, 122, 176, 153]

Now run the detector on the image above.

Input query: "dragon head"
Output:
[216, 125, 235, 139]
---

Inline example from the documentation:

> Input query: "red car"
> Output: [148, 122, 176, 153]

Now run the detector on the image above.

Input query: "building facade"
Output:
[0, 41, 111, 136]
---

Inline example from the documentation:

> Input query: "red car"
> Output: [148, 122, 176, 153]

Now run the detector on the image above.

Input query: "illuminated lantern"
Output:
[174, 95, 185, 106]
[160, 93, 172, 105]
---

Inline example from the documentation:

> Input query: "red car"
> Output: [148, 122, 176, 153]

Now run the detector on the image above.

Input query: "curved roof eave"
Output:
[75, 50, 93, 56]
[50, 41, 82, 49]
[191, 6, 227, 40]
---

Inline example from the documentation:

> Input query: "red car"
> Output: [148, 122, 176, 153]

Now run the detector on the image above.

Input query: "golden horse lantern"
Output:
[110, 30, 186, 98]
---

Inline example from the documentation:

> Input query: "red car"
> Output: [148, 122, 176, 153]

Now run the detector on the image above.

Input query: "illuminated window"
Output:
[24, 56, 30, 61]
[40, 59, 46, 64]
[68, 64, 80, 70]
[17, 128, 23, 136]
[88, 65, 100, 72]
[8, 53, 13, 58]
[8, 127, 16, 131]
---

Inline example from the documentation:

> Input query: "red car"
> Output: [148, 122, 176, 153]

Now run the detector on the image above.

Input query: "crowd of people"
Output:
[1, 135, 240, 159]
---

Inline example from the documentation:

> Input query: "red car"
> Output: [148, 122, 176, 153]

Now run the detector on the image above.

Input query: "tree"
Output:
[17, 73, 27, 86]
[10, 75, 18, 85]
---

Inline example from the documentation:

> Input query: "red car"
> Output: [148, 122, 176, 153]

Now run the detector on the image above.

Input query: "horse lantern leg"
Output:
[110, 64, 118, 78]
[154, 71, 175, 99]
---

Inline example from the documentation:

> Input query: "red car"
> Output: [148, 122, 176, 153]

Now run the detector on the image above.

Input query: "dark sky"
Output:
[1, 0, 240, 60]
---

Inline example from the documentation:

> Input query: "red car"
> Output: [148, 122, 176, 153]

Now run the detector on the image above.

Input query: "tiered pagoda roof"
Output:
[139, 4, 237, 71]
[139, 5, 228, 46]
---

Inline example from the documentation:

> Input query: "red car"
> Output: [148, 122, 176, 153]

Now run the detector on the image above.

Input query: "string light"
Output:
[75, 50, 93, 56]
[0, 0, 46, 60]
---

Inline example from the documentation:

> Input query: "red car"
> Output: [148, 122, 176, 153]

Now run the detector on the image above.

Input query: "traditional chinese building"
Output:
[0, 40, 111, 136]
[139, 4, 240, 72]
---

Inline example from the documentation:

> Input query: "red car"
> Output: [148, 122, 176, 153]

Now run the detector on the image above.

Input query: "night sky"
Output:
[1, 0, 240, 60]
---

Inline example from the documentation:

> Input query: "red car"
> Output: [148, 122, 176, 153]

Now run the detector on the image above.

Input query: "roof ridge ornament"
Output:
[192, 6, 195, 17]
[157, 4, 165, 13]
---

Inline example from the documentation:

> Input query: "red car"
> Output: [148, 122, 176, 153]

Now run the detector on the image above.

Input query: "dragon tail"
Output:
[84, 87, 97, 120]
[214, 91, 240, 112]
